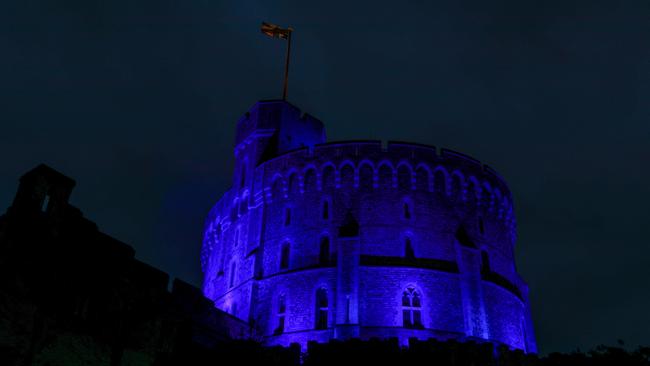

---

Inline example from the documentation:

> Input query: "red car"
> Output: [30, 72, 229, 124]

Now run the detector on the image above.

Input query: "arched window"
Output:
[340, 164, 354, 187]
[284, 207, 291, 226]
[271, 178, 284, 201]
[405, 237, 415, 259]
[451, 174, 462, 200]
[398, 165, 411, 190]
[280, 243, 290, 270]
[275, 294, 286, 334]
[481, 187, 493, 208]
[304, 169, 317, 191]
[315, 288, 328, 329]
[359, 164, 374, 188]
[479, 216, 485, 235]
[402, 287, 422, 328]
[434, 170, 446, 195]
[322, 200, 330, 220]
[466, 180, 478, 204]
[229, 262, 236, 288]
[403, 201, 411, 219]
[378, 164, 393, 189]
[319, 237, 330, 265]
[322, 165, 335, 189]
[415, 167, 430, 191]
[288, 173, 299, 194]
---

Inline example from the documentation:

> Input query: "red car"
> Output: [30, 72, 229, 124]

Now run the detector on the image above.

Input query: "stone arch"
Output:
[481, 181, 494, 209]
[397, 162, 413, 191]
[401, 285, 423, 329]
[433, 166, 449, 195]
[377, 160, 394, 189]
[466, 176, 481, 204]
[303, 167, 318, 192]
[339, 161, 355, 188]
[493, 188, 503, 206]
[358, 160, 375, 189]
[450, 170, 465, 200]
[321, 163, 336, 190]
[497, 197, 506, 219]
[415, 163, 432, 192]
[287, 170, 300, 195]
[270, 175, 285, 202]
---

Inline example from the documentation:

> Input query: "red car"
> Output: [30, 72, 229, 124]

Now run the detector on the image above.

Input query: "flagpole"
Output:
[282, 30, 292, 101]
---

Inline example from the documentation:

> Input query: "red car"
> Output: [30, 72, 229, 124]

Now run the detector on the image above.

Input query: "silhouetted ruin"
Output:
[0, 164, 249, 365]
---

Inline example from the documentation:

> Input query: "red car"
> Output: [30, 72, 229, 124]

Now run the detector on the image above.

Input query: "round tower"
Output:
[201, 100, 537, 353]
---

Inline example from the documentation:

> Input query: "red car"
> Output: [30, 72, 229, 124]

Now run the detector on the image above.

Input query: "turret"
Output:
[233, 100, 326, 191]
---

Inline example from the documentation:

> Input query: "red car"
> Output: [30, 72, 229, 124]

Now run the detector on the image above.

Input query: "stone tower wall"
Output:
[201, 103, 536, 353]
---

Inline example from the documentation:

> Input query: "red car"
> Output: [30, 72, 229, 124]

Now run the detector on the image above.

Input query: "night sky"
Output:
[1, 0, 649, 354]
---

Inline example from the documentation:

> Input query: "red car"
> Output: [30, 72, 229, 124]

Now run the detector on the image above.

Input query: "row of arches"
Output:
[265, 161, 512, 217]
[273, 286, 423, 334]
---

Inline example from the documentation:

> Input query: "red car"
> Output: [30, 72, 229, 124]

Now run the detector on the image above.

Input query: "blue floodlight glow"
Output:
[200, 100, 537, 353]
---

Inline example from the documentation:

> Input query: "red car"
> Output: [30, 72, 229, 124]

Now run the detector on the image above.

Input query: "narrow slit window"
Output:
[284, 207, 291, 226]
[280, 243, 290, 270]
[403, 202, 411, 219]
[319, 237, 330, 265]
[323, 200, 329, 220]
[315, 288, 328, 329]
[405, 237, 415, 259]
[345, 296, 351, 324]
[275, 294, 286, 334]
[229, 262, 236, 288]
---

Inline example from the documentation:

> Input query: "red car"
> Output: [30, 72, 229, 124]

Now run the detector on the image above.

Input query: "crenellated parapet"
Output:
[253, 141, 516, 239]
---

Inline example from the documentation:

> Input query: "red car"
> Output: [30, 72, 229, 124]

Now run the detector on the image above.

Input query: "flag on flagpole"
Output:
[261, 22, 292, 40]
[261, 22, 294, 100]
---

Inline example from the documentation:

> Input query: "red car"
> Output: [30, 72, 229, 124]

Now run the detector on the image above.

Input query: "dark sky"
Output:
[1, 0, 649, 354]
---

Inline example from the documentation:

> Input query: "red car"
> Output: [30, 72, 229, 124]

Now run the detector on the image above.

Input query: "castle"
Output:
[201, 100, 537, 353]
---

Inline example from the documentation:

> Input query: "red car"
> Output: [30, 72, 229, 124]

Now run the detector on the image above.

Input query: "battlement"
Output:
[251, 140, 511, 199]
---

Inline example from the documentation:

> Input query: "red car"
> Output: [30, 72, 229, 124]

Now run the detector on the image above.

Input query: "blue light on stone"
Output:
[201, 100, 537, 353]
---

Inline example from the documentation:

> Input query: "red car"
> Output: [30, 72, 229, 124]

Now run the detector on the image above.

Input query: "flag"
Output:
[261, 22, 292, 40]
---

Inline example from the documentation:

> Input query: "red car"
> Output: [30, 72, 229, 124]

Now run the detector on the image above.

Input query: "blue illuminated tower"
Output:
[201, 100, 537, 353]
